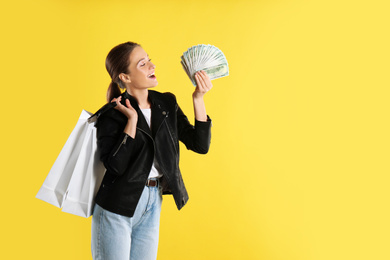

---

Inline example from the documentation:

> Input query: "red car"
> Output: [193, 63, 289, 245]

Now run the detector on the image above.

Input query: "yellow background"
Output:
[1, 0, 389, 259]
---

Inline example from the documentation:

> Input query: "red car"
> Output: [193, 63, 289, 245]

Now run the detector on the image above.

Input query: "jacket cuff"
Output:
[195, 115, 212, 127]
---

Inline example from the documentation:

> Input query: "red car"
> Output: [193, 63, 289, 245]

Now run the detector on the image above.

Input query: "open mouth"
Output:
[147, 72, 156, 79]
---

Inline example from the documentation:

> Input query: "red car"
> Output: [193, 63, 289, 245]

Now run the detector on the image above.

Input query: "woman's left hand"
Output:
[193, 70, 213, 99]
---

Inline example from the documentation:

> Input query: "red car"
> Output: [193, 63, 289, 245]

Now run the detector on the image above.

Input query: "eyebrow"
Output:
[137, 55, 149, 65]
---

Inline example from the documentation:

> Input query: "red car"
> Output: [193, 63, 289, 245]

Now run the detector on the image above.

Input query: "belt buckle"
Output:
[146, 178, 158, 187]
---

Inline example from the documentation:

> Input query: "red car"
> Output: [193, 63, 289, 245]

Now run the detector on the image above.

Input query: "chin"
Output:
[149, 82, 158, 88]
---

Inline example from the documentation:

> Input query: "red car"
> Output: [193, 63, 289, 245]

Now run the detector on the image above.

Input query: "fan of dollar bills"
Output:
[181, 44, 229, 86]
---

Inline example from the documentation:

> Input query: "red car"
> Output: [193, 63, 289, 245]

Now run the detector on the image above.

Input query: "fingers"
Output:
[116, 96, 123, 108]
[195, 70, 212, 93]
[195, 73, 205, 89]
[113, 96, 127, 112]
[112, 96, 137, 120]
[112, 96, 133, 109]
[125, 98, 131, 108]
[114, 96, 135, 112]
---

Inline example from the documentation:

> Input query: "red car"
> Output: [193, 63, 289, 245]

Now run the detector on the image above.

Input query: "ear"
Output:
[119, 73, 131, 84]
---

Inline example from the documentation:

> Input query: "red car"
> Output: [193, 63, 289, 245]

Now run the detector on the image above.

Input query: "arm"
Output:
[178, 71, 213, 154]
[96, 97, 139, 176]
[177, 105, 212, 154]
[193, 70, 212, 122]
[115, 96, 138, 138]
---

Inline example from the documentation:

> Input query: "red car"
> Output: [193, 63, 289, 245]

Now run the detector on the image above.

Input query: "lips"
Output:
[147, 72, 156, 79]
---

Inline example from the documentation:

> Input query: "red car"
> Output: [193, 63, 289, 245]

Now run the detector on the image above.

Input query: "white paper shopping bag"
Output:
[61, 122, 105, 217]
[36, 110, 106, 217]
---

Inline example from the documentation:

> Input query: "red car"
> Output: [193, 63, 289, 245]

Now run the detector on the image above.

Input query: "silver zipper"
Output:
[113, 134, 129, 156]
[141, 112, 175, 190]
[164, 120, 178, 155]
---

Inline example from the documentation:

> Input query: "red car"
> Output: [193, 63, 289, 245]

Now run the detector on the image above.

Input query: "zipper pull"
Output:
[122, 134, 128, 144]
[113, 134, 129, 156]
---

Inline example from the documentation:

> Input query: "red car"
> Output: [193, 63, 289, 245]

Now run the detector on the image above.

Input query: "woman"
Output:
[91, 41, 212, 260]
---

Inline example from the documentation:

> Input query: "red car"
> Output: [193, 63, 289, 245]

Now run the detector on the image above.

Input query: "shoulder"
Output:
[149, 90, 178, 108]
[95, 103, 127, 128]
[149, 90, 176, 102]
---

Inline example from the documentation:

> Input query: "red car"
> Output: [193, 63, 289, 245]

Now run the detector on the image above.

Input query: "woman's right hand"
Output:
[112, 96, 138, 121]
[112, 96, 138, 138]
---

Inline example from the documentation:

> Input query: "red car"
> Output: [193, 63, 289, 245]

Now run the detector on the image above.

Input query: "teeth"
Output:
[148, 72, 155, 78]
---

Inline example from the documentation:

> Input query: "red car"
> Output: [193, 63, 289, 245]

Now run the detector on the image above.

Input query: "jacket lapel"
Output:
[122, 91, 152, 136]
[137, 110, 153, 136]
[149, 91, 169, 138]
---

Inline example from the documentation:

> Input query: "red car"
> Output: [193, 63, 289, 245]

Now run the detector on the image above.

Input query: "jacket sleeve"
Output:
[177, 104, 212, 154]
[96, 113, 137, 176]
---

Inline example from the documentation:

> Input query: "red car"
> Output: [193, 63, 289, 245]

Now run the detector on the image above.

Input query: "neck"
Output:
[126, 88, 150, 109]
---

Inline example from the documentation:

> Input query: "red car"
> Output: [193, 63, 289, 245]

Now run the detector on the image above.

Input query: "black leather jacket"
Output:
[94, 90, 212, 217]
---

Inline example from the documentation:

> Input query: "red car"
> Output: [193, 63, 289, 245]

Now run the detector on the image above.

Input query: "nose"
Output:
[149, 60, 156, 69]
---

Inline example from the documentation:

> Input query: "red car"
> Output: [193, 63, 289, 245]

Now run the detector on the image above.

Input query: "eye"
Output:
[140, 59, 151, 67]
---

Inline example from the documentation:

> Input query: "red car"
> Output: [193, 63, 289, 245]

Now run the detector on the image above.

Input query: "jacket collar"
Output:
[122, 90, 168, 138]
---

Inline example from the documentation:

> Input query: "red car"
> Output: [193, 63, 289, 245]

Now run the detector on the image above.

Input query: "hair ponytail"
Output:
[106, 81, 122, 103]
[105, 41, 140, 102]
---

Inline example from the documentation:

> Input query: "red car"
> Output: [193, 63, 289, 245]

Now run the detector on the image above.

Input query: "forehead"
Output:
[129, 46, 148, 65]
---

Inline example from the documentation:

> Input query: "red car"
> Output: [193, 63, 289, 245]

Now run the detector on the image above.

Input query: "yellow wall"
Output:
[1, 0, 389, 259]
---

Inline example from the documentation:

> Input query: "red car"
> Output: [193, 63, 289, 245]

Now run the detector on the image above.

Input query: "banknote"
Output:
[203, 63, 229, 80]
[181, 44, 229, 86]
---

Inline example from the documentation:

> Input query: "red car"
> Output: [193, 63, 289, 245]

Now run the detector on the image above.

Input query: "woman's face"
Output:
[126, 46, 158, 89]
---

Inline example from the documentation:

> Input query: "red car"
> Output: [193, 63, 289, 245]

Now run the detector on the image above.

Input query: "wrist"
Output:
[192, 93, 204, 101]
[128, 115, 138, 122]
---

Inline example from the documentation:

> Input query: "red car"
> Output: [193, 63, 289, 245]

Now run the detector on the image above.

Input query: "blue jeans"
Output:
[91, 185, 163, 260]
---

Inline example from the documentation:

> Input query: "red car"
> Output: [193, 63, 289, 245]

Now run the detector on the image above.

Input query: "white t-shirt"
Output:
[140, 108, 162, 179]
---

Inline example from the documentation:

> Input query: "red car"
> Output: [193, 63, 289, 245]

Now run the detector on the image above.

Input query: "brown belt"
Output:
[146, 179, 159, 187]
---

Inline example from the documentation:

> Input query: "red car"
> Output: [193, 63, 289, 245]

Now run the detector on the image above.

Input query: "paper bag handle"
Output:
[87, 102, 117, 124]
